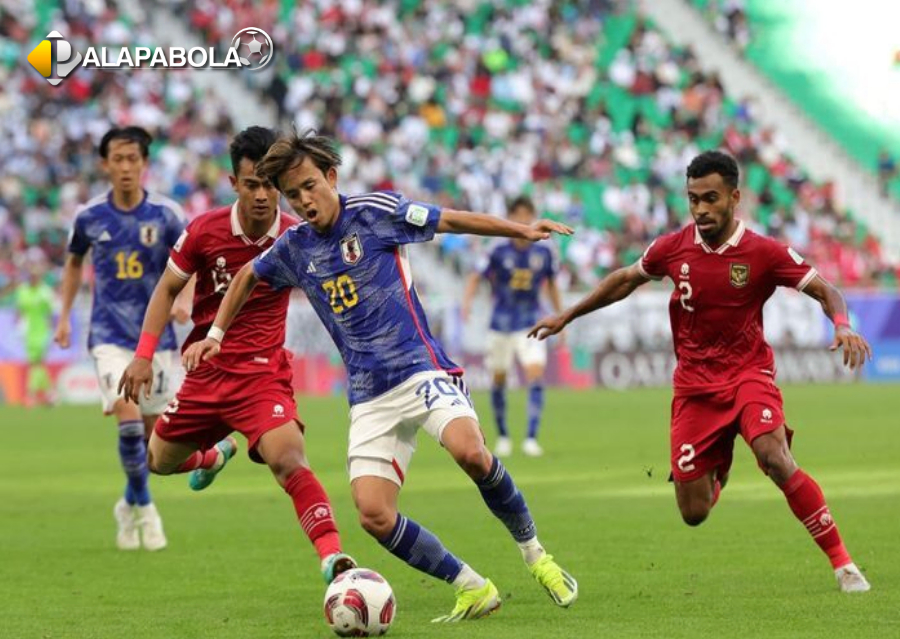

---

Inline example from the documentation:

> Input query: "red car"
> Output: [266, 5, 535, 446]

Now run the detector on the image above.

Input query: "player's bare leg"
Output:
[441, 416, 577, 607]
[112, 399, 166, 550]
[351, 474, 499, 622]
[674, 471, 719, 526]
[490, 371, 511, 457]
[256, 421, 353, 583]
[522, 363, 546, 457]
[751, 425, 869, 593]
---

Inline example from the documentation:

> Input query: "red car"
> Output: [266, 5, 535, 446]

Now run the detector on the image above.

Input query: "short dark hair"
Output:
[256, 129, 342, 191]
[99, 126, 152, 159]
[686, 150, 739, 189]
[229, 126, 280, 176]
[508, 195, 536, 216]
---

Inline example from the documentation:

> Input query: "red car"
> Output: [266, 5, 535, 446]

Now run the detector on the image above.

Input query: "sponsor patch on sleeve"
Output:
[405, 204, 430, 227]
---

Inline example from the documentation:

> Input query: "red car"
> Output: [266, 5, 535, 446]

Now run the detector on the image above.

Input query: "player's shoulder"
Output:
[646, 223, 693, 255]
[145, 191, 186, 220]
[73, 192, 110, 221]
[344, 190, 402, 213]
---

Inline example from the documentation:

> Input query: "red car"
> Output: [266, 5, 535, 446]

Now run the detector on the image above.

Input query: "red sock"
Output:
[781, 469, 851, 569]
[177, 448, 220, 472]
[283, 468, 342, 560]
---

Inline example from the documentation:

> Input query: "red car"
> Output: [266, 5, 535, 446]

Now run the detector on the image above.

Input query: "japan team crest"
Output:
[730, 263, 750, 288]
[139, 223, 160, 247]
[340, 233, 363, 265]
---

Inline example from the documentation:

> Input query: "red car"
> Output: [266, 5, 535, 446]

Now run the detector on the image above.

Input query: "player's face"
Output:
[231, 157, 279, 226]
[102, 140, 147, 194]
[278, 157, 339, 233]
[508, 205, 536, 247]
[687, 173, 740, 245]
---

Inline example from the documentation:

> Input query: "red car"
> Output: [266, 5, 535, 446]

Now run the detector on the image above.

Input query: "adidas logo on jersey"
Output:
[306, 261, 316, 273]
[98, 230, 112, 242]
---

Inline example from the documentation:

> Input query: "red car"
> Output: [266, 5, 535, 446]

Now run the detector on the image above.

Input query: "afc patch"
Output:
[405, 204, 429, 227]
[139, 223, 160, 247]
[730, 263, 750, 288]
[340, 233, 363, 265]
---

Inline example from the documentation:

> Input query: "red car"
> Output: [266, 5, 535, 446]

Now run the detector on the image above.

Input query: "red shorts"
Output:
[154, 353, 299, 463]
[670, 377, 791, 482]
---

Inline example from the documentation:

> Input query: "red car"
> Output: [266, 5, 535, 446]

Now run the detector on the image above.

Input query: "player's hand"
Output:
[182, 338, 220, 372]
[53, 316, 71, 349]
[118, 357, 154, 402]
[528, 313, 568, 341]
[524, 219, 574, 242]
[829, 325, 872, 370]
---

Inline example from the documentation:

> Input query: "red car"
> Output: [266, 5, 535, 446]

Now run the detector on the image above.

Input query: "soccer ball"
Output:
[323, 568, 396, 637]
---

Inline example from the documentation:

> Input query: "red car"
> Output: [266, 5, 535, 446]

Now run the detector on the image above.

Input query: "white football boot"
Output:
[136, 503, 167, 551]
[835, 563, 870, 593]
[522, 438, 544, 457]
[494, 437, 512, 458]
[113, 498, 140, 551]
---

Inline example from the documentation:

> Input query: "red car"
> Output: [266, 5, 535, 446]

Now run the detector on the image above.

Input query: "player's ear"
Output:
[229, 174, 238, 192]
[731, 187, 741, 206]
[326, 166, 338, 189]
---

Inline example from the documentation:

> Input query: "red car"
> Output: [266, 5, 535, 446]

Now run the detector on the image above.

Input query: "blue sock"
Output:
[476, 457, 536, 542]
[118, 420, 151, 507]
[526, 383, 545, 440]
[380, 513, 464, 584]
[490, 384, 508, 437]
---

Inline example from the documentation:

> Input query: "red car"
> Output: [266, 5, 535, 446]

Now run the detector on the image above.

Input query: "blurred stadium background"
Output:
[1, 1, 898, 637]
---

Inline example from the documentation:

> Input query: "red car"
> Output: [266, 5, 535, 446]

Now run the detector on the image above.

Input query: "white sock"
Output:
[452, 564, 487, 590]
[518, 536, 545, 566]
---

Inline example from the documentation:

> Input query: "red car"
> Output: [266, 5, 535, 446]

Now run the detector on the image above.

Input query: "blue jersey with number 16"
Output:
[67, 190, 185, 351]
[254, 191, 461, 405]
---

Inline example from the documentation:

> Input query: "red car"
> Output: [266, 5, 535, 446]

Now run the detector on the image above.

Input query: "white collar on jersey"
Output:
[694, 219, 745, 254]
[230, 201, 281, 244]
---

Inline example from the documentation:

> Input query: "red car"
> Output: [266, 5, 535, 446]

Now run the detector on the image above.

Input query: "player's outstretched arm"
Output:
[118, 268, 190, 402]
[54, 253, 84, 349]
[182, 262, 259, 372]
[529, 263, 650, 340]
[171, 275, 196, 324]
[437, 209, 573, 241]
[801, 274, 873, 370]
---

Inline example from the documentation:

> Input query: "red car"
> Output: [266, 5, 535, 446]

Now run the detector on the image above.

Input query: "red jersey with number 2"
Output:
[166, 203, 299, 374]
[638, 221, 816, 396]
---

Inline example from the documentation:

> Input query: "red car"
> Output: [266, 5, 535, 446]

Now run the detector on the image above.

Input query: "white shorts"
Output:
[485, 329, 547, 373]
[91, 344, 179, 415]
[347, 371, 479, 487]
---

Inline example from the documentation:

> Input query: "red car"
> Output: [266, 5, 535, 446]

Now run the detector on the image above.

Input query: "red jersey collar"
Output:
[694, 219, 745, 254]
[230, 202, 281, 245]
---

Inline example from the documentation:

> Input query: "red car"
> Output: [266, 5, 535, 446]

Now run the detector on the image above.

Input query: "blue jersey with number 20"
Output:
[254, 191, 461, 405]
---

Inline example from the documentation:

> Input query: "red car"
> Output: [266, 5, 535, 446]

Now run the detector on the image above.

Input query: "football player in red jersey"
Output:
[530, 151, 872, 593]
[118, 127, 355, 583]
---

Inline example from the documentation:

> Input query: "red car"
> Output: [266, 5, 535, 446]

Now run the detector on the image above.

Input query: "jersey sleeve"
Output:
[637, 237, 668, 280]
[167, 220, 201, 281]
[372, 193, 442, 245]
[67, 209, 91, 256]
[769, 242, 817, 291]
[253, 232, 300, 291]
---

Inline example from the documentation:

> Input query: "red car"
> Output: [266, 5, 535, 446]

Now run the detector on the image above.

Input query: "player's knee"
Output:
[146, 449, 173, 475]
[357, 505, 395, 540]
[754, 443, 795, 484]
[454, 444, 493, 480]
[268, 455, 307, 486]
[680, 505, 710, 527]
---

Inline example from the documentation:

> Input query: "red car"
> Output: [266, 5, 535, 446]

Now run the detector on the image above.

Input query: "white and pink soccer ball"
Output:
[323, 568, 396, 637]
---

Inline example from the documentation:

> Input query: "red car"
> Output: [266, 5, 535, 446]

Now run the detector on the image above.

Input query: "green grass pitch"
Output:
[2, 384, 898, 638]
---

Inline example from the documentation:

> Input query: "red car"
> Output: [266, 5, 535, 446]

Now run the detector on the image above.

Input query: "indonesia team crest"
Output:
[730, 263, 750, 288]
[340, 233, 363, 265]
[139, 223, 160, 247]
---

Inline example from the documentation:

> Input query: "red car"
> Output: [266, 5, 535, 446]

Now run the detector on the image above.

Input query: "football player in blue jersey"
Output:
[54, 126, 192, 551]
[461, 196, 564, 458]
[184, 131, 579, 622]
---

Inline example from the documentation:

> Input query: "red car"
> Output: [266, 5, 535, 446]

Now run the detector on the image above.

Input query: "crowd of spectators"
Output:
[1, 0, 896, 302]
